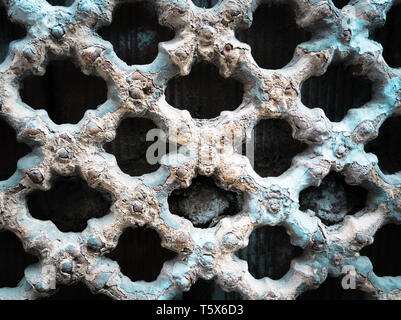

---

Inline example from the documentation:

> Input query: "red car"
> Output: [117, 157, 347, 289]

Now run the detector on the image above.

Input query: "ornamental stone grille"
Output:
[0, 0, 400, 300]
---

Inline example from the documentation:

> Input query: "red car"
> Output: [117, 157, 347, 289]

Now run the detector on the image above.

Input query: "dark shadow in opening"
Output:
[41, 282, 111, 300]
[98, 2, 174, 65]
[298, 276, 370, 300]
[360, 223, 401, 277]
[0, 5, 25, 64]
[236, 3, 310, 69]
[191, 0, 218, 8]
[245, 119, 307, 177]
[183, 279, 241, 300]
[104, 117, 161, 176]
[46, 0, 75, 6]
[373, 4, 401, 68]
[332, 0, 349, 9]
[27, 175, 112, 233]
[165, 63, 244, 119]
[168, 176, 243, 228]
[20, 59, 107, 124]
[236, 226, 302, 280]
[107, 227, 176, 282]
[0, 118, 31, 181]
[299, 171, 367, 226]
[0, 231, 38, 287]
[301, 63, 372, 122]
[365, 116, 401, 175]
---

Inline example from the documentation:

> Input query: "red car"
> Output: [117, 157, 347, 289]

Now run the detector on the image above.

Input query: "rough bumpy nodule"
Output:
[0, 0, 400, 300]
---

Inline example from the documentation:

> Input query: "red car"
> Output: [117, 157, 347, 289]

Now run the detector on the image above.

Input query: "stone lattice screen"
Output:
[0, 0, 400, 300]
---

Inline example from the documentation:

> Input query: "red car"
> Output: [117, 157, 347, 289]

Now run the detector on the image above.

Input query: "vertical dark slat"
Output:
[301, 64, 371, 122]
[0, 231, 38, 287]
[360, 224, 401, 277]
[104, 117, 160, 176]
[374, 4, 401, 68]
[98, 2, 174, 66]
[0, 5, 25, 64]
[20, 59, 107, 125]
[236, 4, 310, 70]
[365, 116, 401, 174]
[0, 118, 31, 180]
[106, 228, 176, 283]
[165, 63, 243, 119]
[251, 119, 307, 177]
[330, 66, 337, 121]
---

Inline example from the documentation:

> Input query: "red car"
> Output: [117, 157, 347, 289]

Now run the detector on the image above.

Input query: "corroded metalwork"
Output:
[0, 0, 400, 300]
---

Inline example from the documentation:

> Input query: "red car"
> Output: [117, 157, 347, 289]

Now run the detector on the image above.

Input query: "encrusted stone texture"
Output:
[0, 0, 400, 300]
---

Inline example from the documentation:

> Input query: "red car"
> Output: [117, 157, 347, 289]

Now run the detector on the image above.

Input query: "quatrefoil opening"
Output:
[27, 175, 112, 233]
[299, 171, 368, 226]
[236, 3, 310, 70]
[107, 227, 176, 282]
[98, 1, 174, 66]
[168, 176, 243, 229]
[165, 62, 244, 119]
[372, 4, 401, 68]
[246, 119, 307, 177]
[236, 225, 303, 280]
[20, 58, 107, 125]
[301, 62, 372, 122]
[104, 117, 162, 177]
